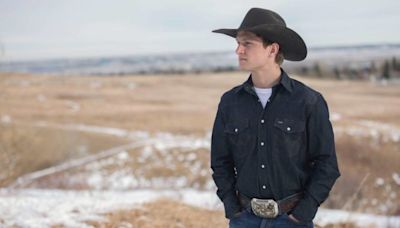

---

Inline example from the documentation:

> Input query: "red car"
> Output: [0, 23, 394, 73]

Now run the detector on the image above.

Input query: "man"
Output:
[211, 8, 340, 227]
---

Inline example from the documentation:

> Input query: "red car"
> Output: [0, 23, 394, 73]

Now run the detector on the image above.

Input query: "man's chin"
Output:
[238, 65, 251, 71]
[238, 63, 248, 70]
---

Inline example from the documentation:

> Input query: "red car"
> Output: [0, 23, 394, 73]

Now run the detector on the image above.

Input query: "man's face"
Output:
[235, 31, 274, 71]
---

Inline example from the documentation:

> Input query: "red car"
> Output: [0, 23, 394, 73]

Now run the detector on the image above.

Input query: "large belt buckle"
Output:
[250, 198, 279, 218]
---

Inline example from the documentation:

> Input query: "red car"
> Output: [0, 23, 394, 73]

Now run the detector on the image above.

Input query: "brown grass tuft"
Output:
[86, 199, 227, 228]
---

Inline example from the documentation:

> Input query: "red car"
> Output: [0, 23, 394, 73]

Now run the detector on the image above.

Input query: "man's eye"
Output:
[236, 41, 251, 47]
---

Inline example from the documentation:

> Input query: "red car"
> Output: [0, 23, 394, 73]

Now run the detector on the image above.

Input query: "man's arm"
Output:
[211, 101, 241, 219]
[291, 94, 341, 222]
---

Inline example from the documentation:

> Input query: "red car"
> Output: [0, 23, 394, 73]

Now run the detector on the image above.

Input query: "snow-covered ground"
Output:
[0, 188, 399, 228]
[1, 118, 400, 227]
[334, 119, 400, 143]
[0, 188, 222, 228]
[9, 121, 211, 189]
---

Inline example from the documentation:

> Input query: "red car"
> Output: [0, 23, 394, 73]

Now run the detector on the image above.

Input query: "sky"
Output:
[0, 0, 399, 61]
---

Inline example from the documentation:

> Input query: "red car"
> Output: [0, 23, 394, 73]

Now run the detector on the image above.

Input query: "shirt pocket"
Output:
[273, 118, 305, 156]
[224, 120, 251, 147]
[274, 118, 305, 134]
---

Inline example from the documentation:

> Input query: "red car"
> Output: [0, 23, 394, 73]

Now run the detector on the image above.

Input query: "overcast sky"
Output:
[1, 0, 399, 61]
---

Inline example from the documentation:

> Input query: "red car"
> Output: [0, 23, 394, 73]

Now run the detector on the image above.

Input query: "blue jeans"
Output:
[229, 208, 314, 228]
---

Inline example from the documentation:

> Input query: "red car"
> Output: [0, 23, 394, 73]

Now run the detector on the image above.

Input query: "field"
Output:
[0, 71, 399, 227]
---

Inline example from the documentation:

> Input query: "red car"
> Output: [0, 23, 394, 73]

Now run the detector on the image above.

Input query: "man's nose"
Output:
[236, 44, 245, 55]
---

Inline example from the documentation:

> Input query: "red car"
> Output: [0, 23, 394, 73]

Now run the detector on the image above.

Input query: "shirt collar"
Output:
[234, 68, 293, 94]
[279, 69, 293, 93]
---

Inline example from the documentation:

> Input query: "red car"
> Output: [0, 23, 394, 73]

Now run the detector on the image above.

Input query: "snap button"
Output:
[234, 128, 238, 133]
[287, 127, 291, 131]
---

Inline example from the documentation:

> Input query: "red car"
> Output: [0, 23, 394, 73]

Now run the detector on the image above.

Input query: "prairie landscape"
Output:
[0, 71, 399, 227]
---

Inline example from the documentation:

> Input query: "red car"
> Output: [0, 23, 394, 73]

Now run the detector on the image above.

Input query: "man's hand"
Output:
[231, 210, 244, 219]
[288, 214, 301, 224]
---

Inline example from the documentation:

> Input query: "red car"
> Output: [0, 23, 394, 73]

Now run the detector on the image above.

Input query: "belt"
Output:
[238, 192, 303, 219]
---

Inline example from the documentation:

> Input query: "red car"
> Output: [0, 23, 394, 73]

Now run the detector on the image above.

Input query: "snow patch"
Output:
[127, 82, 136, 90]
[334, 119, 400, 142]
[9, 140, 153, 188]
[1, 115, 12, 124]
[65, 100, 80, 112]
[330, 112, 342, 122]
[37, 94, 47, 102]
[392, 173, 400, 186]
[375, 178, 385, 186]
[1, 188, 399, 228]
[89, 81, 102, 89]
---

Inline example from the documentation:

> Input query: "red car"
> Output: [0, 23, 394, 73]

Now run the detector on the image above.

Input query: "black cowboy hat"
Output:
[212, 8, 307, 61]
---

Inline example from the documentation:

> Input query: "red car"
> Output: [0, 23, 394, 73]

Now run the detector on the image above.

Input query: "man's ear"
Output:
[269, 43, 280, 56]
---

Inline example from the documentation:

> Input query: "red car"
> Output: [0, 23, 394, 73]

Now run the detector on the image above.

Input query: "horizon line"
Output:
[1, 42, 399, 64]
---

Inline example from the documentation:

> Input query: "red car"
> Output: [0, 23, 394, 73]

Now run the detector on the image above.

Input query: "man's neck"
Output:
[251, 65, 281, 88]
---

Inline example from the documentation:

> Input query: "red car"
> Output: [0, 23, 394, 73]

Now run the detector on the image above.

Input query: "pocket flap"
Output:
[224, 120, 249, 134]
[274, 118, 305, 133]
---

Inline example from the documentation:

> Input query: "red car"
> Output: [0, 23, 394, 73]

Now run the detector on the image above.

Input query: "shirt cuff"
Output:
[290, 193, 319, 222]
[222, 191, 241, 219]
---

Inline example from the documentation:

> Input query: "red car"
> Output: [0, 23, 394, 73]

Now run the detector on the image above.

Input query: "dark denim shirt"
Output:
[211, 69, 340, 222]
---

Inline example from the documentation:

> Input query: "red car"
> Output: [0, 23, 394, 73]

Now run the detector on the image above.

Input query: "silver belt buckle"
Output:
[250, 198, 279, 218]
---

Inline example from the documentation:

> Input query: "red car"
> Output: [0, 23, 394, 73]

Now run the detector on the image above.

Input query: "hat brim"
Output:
[213, 24, 307, 61]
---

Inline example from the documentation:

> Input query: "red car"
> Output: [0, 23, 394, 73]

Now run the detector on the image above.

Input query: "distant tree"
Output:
[392, 56, 400, 71]
[313, 62, 322, 78]
[342, 66, 352, 79]
[350, 68, 359, 80]
[333, 67, 341, 79]
[382, 60, 391, 79]
[370, 60, 377, 73]
[300, 66, 309, 76]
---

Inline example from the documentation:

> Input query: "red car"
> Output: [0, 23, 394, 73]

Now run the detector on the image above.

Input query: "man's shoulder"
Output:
[220, 84, 243, 102]
[290, 77, 323, 104]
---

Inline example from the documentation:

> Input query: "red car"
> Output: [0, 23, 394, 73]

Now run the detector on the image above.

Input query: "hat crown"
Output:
[212, 7, 307, 61]
[239, 8, 286, 29]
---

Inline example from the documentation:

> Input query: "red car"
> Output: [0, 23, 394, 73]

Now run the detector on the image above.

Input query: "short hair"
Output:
[259, 36, 285, 65]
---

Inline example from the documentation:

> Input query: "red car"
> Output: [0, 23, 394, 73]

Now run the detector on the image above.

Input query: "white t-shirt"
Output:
[253, 87, 272, 108]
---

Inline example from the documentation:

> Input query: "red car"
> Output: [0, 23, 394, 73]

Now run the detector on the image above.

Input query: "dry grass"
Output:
[1, 72, 400, 133]
[0, 72, 244, 134]
[0, 123, 130, 187]
[85, 199, 227, 228]
[318, 223, 359, 228]
[1, 72, 400, 225]
[85, 199, 361, 228]
[22, 145, 212, 190]
[327, 135, 400, 215]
